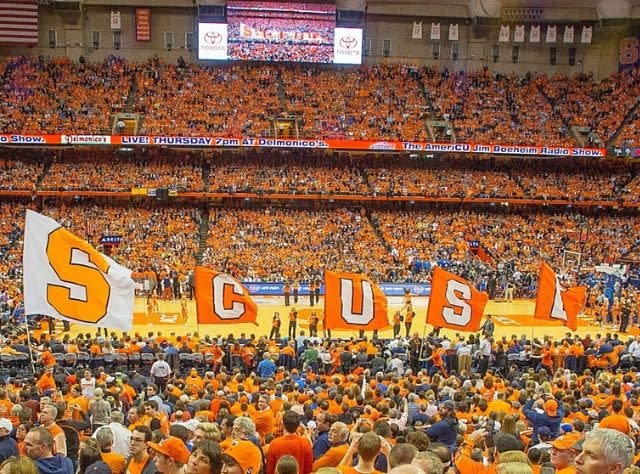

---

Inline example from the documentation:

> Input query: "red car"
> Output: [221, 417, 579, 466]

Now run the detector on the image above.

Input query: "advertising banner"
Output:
[198, 23, 228, 60]
[241, 281, 431, 296]
[0, 134, 608, 157]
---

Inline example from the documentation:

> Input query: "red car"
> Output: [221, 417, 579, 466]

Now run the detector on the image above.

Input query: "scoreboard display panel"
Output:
[198, 2, 362, 64]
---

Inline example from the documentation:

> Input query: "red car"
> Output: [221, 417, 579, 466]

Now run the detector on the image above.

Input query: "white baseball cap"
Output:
[0, 418, 12, 432]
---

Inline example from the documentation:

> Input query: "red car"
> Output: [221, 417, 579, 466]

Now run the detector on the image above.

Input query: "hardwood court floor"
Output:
[60, 296, 631, 341]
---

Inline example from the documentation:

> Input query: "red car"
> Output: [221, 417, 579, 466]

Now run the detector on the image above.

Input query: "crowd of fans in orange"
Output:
[0, 56, 131, 134]
[1, 56, 639, 146]
[2, 149, 638, 203]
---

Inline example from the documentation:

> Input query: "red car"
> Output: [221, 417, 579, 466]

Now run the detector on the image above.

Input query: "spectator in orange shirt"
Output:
[338, 431, 390, 474]
[266, 411, 312, 474]
[312, 422, 350, 471]
[253, 395, 275, 441]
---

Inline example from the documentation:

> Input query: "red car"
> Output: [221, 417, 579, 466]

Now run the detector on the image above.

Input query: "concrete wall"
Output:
[364, 17, 629, 78]
[0, 5, 631, 78]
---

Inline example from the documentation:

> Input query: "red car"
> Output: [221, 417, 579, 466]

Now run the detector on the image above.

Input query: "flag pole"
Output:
[23, 311, 36, 374]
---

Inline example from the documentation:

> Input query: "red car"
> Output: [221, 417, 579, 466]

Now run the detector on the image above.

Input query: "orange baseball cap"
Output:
[148, 436, 191, 464]
[545, 399, 558, 417]
[223, 439, 262, 474]
[550, 436, 577, 451]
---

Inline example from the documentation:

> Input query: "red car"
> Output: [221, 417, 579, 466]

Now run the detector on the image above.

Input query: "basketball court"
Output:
[61, 295, 628, 341]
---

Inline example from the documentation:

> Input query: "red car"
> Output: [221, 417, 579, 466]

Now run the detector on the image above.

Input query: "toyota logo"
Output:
[204, 31, 222, 45]
[339, 36, 357, 49]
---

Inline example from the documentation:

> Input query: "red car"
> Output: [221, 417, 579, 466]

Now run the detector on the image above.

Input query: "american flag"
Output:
[0, 1, 38, 45]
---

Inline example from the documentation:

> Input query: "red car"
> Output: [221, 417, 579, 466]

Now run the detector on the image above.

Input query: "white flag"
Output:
[546, 25, 557, 43]
[110, 11, 121, 30]
[564, 26, 574, 43]
[581, 26, 592, 44]
[430, 23, 440, 40]
[23, 210, 134, 331]
[530, 25, 541, 43]
[514, 25, 525, 43]
[449, 23, 459, 41]
[499, 25, 510, 42]
[412, 22, 422, 40]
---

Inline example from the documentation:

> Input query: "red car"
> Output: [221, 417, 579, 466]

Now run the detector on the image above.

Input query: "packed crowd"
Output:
[135, 62, 279, 137]
[373, 209, 640, 288]
[0, 315, 639, 474]
[539, 70, 640, 146]
[5, 149, 637, 202]
[0, 57, 638, 146]
[202, 207, 393, 283]
[39, 150, 204, 192]
[41, 201, 200, 285]
[208, 152, 365, 195]
[282, 64, 429, 141]
[0, 56, 131, 134]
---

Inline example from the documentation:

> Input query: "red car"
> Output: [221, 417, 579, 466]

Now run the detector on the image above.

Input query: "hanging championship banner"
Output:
[449, 23, 459, 41]
[412, 22, 422, 40]
[564, 26, 574, 43]
[110, 11, 121, 30]
[514, 25, 525, 43]
[136, 8, 151, 42]
[430, 23, 440, 40]
[530, 25, 541, 43]
[499, 25, 510, 42]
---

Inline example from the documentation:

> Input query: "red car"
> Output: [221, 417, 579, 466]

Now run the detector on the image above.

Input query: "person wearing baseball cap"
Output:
[425, 400, 458, 452]
[221, 439, 262, 474]
[549, 436, 577, 473]
[0, 417, 17, 461]
[148, 436, 190, 474]
[523, 396, 564, 444]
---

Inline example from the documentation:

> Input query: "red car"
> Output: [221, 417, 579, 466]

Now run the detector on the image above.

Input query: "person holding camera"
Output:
[522, 395, 564, 444]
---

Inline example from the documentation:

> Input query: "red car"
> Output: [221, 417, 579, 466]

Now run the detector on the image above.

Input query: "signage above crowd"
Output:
[0, 134, 608, 157]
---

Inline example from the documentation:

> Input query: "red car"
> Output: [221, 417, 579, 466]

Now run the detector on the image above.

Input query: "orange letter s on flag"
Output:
[46, 227, 111, 325]
[426, 267, 488, 332]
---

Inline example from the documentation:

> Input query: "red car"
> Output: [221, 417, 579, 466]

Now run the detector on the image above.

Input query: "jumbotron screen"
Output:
[197, 1, 362, 64]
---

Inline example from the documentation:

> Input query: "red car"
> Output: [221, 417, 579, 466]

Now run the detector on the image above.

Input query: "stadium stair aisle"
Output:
[195, 205, 210, 265]
[201, 157, 211, 188]
[276, 71, 287, 110]
[411, 69, 435, 139]
[35, 160, 51, 191]
[609, 98, 640, 146]
[537, 82, 578, 147]
[365, 211, 393, 254]
[124, 80, 138, 113]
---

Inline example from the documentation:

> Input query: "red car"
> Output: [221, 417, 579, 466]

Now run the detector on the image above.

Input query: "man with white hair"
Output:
[40, 404, 66, 457]
[92, 411, 130, 457]
[312, 421, 349, 470]
[573, 428, 633, 474]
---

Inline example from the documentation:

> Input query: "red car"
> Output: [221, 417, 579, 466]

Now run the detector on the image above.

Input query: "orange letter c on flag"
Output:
[212, 274, 248, 320]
